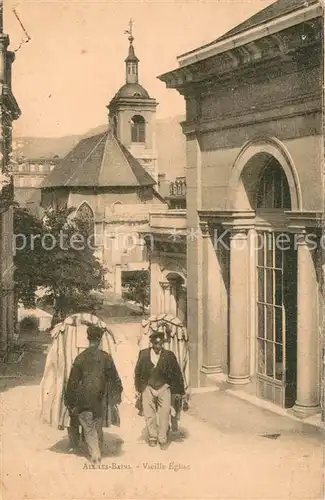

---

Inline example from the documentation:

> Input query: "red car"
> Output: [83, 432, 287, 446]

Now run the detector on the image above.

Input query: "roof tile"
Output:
[41, 131, 156, 188]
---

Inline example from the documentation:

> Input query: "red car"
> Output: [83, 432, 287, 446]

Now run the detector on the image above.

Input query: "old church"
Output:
[41, 27, 166, 294]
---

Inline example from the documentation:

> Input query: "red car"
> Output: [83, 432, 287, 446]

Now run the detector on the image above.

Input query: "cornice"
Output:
[108, 98, 158, 111]
[159, 18, 321, 90]
[177, 3, 321, 66]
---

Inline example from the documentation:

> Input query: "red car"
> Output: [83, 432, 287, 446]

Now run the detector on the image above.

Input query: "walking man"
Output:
[134, 329, 185, 450]
[65, 324, 123, 463]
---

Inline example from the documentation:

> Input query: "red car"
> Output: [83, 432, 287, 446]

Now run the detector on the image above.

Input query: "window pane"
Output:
[275, 270, 282, 306]
[257, 233, 264, 266]
[266, 305, 274, 341]
[282, 181, 291, 209]
[266, 342, 274, 378]
[275, 344, 284, 381]
[265, 268, 273, 304]
[275, 244, 283, 269]
[257, 303, 265, 339]
[274, 183, 282, 208]
[275, 306, 283, 344]
[266, 234, 273, 268]
[256, 164, 291, 210]
[257, 339, 265, 375]
[258, 268, 264, 302]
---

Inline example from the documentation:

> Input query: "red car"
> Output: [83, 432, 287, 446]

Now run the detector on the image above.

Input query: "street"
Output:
[0, 323, 323, 500]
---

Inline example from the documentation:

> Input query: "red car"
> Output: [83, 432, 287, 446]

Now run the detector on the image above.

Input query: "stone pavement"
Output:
[0, 324, 324, 500]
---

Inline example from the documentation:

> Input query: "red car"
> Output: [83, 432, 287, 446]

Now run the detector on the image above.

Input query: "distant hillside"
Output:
[14, 115, 186, 180]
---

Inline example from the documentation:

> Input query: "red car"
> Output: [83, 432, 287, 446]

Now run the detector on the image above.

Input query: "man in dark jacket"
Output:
[65, 324, 123, 464]
[134, 329, 185, 450]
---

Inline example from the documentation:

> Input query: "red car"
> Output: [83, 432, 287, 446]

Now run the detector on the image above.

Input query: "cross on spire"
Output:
[125, 18, 134, 43]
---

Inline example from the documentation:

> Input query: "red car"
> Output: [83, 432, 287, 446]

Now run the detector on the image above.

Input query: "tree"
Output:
[122, 271, 150, 313]
[14, 205, 106, 325]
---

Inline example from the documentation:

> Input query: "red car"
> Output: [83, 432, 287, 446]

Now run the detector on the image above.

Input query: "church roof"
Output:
[217, 0, 318, 42]
[112, 83, 150, 100]
[41, 130, 156, 189]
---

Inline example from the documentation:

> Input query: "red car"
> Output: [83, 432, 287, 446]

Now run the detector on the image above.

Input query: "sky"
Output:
[4, 0, 275, 138]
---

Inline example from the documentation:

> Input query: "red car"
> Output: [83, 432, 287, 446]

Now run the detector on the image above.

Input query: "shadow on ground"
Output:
[49, 432, 125, 458]
[138, 425, 190, 447]
[188, 391, 323, 442]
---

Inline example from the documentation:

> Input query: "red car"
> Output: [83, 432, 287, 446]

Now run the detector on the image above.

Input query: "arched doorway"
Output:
[255, 159, 297, 407]
[227, 140, 302, 408]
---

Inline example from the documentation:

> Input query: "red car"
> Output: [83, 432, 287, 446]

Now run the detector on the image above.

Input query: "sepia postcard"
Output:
[0, 0, 324, 499]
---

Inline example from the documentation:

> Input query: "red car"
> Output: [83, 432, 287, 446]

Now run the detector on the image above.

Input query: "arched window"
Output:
[112, 116, 118, 137]
[256, 161, 291, 210]
[131, 115, 145, 143]
[75, 202, 95, 237]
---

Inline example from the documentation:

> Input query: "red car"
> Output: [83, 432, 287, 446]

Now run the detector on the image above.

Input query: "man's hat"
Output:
[149, 326, 165, 342]
[87, 324, 105, 341]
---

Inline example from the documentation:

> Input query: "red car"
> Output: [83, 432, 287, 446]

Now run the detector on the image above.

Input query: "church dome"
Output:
[113, 83, 150, 100]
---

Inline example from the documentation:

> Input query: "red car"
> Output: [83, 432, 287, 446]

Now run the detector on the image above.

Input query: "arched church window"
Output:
[75, 202, 95, 237]
[256, 161, 291, 210]
[112, 116, 118, 137]
[131, 115, 145, 143]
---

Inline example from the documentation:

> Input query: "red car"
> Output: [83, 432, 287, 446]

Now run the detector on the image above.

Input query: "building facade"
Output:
[13, 156, 58, 214]
[151, 0, 324, 417]
[41, 33, 166, 294]
[0, 5, 21, 354]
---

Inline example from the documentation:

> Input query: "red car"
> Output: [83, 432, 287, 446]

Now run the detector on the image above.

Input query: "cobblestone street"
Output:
[1, 324, 323, 500]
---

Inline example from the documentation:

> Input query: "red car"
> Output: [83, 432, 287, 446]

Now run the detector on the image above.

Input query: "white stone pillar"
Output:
[114, 264, 122, 296]
[178, 284, 187, 325]
[169, 282, 177, 316]
[160, 281, 170, 314]
[293, 232, 320, 417]
[228, 228, 250, 385]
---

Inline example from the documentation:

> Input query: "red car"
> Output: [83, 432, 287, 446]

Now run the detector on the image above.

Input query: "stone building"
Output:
[150, 0, 324, 417]
[0, 4, 21, 354]
[13, 156, 58, 214]
[41, 31, 166, 294]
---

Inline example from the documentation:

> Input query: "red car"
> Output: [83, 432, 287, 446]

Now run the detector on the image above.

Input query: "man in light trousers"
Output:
[134, 329, 185, 450]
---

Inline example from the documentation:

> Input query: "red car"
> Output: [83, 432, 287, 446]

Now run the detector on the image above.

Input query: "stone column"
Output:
[293, 232, 320, 417]
[160, 281, 170, 314]
[169, 281, 177, 316]
[177, 284, 187, 325]
[201, 222, 224, 374]
[228, 228, 250, 384]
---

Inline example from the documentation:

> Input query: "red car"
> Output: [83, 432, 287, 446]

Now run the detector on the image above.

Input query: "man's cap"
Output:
[149, 326, 165, 342]
[87, 324, 105, 341]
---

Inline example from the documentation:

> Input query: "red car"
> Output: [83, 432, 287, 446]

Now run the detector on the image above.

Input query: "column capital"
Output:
[199, 221, 211, 238]
[294, 230, 318, 250]
[159, 281, 170, 290]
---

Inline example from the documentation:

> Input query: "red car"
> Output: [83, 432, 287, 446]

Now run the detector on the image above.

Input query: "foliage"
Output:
[14, 204, 106, 325]
[122, 271, 150, 313]
[20, 315, 39, 331]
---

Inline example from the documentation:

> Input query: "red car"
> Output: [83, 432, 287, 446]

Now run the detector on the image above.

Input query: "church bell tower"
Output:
[107, 20, 158, 182]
